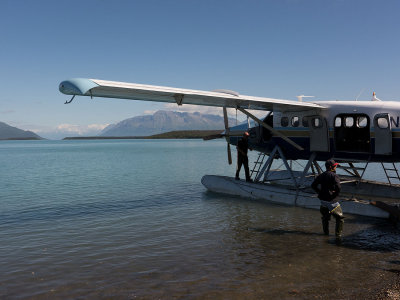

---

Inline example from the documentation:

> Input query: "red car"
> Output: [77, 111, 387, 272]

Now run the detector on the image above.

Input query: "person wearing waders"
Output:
[311, 159, 344, 238]
[235, 131, 252, 182]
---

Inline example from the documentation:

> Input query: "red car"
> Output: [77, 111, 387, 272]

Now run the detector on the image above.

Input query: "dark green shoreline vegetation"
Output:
[0, 137, 43, 141]
[63, 130, 223, 140]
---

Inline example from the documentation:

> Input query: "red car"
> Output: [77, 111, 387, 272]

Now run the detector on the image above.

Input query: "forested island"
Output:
[63, 130, 223, 140]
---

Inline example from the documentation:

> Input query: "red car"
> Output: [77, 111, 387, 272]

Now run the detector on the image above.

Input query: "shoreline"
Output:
[62, 130, 223, 140]
[0, 137, 43, 141]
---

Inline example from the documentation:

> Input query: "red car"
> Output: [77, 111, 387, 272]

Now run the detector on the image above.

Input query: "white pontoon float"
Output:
[202, 146, 400, 220]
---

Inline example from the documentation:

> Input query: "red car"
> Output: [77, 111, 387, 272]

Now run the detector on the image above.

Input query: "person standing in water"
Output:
[311, 159, 344, 238]
[235, 131, 252, 182]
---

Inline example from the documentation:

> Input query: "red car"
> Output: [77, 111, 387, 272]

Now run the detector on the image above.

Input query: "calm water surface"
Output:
[0, 139, 399, 299]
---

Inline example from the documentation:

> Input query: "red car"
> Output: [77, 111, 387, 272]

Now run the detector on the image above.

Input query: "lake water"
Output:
[0, 139, 399, 299]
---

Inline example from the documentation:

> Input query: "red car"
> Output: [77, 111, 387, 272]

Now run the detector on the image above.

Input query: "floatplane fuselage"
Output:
[229, 100, 400, 163]
[59, 78, 400, 220]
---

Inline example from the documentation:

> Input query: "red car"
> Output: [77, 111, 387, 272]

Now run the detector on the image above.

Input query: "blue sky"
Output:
[1, 0, 400, 138]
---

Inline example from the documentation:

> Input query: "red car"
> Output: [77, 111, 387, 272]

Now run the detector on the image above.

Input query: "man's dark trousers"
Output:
[320, 206, 344, 237]
[236, 155, 250, 181]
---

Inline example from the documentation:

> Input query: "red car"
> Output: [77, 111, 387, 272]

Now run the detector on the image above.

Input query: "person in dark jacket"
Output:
[311, 159, 344, 238]
[235, 132, 252, 182]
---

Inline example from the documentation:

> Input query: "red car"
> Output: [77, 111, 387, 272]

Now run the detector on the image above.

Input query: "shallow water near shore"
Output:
[1, 139, 399, 299]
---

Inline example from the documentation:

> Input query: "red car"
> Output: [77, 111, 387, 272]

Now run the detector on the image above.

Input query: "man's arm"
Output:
[331, 174, 341, 198]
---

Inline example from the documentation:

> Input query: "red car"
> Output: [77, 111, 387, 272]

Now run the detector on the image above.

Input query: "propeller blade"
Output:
[223, 107, 229, 131]
[227, 142, 232, 165]
[223, 107, 232, 164]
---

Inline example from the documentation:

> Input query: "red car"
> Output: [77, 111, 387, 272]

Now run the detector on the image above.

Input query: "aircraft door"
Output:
[309, 116, 330, 152]
[374, 113, 392, 155]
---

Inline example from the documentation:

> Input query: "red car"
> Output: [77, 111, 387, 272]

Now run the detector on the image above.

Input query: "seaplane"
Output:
[59, 78, 400, 221]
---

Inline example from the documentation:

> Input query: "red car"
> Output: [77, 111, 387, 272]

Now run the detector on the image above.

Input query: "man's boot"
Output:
[335, 219, 344, 238]
[322, 218, 329, 235]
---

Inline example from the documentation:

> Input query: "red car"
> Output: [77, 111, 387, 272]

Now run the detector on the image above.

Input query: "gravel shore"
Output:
[375, 273, 400, 300]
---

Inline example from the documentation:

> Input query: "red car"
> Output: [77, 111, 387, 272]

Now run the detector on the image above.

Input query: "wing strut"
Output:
[237, 107, 304, 151]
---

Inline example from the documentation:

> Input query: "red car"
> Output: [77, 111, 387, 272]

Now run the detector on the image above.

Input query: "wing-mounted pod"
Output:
[59, 78, 99, 103]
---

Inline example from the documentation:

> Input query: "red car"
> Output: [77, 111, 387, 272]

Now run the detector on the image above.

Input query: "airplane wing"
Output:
[59, 78, 326, 112]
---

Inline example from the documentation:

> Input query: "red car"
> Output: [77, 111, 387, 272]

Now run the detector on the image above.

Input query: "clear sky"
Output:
[1, 0, 400, 138]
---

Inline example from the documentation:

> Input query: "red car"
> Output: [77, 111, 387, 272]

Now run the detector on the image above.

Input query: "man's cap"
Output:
[244, 132, 249, 136]
[325, 159, 339, 169]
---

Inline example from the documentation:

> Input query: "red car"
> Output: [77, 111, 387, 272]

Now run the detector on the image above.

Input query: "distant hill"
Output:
[0, 122, 42, 140]
[100, 110, 234, 137]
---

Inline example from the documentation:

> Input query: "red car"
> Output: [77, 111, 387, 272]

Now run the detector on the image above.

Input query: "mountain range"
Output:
[0, 122, 42, 140]
[0, 111, 234, 140]
[100, 110, 232, 137]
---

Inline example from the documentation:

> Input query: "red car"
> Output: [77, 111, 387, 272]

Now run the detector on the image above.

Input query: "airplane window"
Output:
[377, 117, 389, 129]
[345, 117, 354, 127]
[357, 116, 368, 128]
[302, 117, 309, 127]
[281, 117, 289, 127]
[312, 117, 322, 128]
[334, 117, 342, 127]
[291, 116, 299, 127]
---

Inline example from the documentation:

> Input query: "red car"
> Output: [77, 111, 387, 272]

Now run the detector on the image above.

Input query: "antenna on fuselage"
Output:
[355, 88, 365, 101]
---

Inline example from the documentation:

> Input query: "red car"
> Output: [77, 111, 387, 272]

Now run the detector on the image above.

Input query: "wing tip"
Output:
[59, 78, 98, 95]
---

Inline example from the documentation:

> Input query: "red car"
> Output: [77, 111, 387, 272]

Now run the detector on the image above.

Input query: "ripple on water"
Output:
[0, 140, 399, 299]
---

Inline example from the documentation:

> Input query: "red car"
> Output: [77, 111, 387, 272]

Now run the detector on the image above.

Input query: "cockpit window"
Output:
[377, 117, 389, 129]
